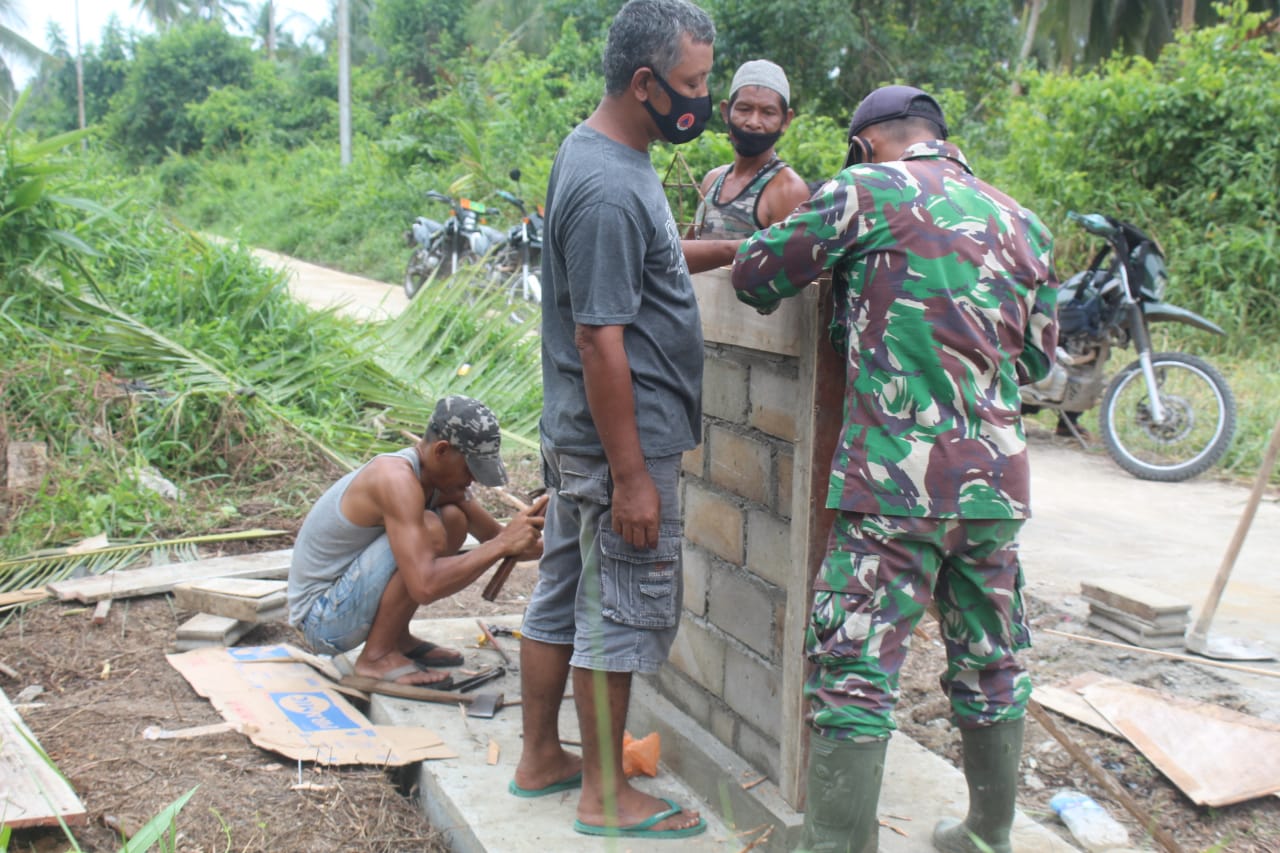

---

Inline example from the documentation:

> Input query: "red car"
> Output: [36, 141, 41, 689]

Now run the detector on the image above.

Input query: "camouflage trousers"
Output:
[804, 511, 1032, 740]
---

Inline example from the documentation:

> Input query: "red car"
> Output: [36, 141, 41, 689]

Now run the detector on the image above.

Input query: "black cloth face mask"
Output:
[728, 119, 782, 158]
[643, 69, 712, 145]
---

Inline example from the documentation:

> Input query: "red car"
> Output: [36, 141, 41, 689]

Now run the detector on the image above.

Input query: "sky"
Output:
[7, 0, 333, 85]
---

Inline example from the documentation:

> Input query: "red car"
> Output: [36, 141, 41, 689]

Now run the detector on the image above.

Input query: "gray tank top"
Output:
[694, 158, 787, 239]
[287, 447, 420, 625]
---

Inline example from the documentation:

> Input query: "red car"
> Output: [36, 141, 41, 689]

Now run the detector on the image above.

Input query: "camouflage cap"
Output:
[427, 396, 508, 487]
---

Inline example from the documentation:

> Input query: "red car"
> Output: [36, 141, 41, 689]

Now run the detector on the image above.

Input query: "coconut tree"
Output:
[129, 0, 192, 31]
[0, 0, 46, 105]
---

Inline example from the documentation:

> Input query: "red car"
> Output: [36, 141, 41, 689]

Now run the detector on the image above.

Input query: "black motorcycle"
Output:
[1021, 211, 1236, 481]
[484, 173, 543, 324]
[403, 191, 505, 299]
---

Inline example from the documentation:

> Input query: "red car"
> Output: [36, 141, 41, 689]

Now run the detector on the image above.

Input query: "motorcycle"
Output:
[484, 171, 544, 324]
[403, 190, 506, 299]
[1021, 211, 1236, 482]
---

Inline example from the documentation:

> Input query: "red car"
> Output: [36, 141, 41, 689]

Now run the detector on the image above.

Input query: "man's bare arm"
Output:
[576, 322, 658, 549]
[683, 238, 743, 273]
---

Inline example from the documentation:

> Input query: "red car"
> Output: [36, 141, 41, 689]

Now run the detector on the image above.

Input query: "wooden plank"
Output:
[47, 549, 293, 604]
[91, 599, 112, 625]
[1, 687, 87, 829]
[174, 579, 287, 622]
[693, 267, 809, 357]
[0, 589, 50, 609]
[1079, 578, 1191, 622]
[1081, 677, 1280, 806]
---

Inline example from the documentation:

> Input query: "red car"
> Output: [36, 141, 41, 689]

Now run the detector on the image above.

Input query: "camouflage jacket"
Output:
[731, 141, 1058, 519]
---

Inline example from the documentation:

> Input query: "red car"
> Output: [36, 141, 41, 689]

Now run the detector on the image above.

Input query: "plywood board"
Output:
[174, 579, 287, 622]
[1032, 672, 1121, 736]
[1081, 677, 1280, 806]
[693, 267, 810, 357]
[0, 688, 87, 829]
[47, 549, 293, 603]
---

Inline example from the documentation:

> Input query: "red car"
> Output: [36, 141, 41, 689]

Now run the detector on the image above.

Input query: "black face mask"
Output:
[642, 69, 712, 145]
[728, 119, 782, 158]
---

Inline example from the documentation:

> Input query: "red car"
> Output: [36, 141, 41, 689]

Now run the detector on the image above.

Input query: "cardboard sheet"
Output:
[167, 644, 455, 766]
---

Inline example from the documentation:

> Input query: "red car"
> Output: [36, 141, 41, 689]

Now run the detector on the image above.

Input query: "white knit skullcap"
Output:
[729, 59, 790, 105]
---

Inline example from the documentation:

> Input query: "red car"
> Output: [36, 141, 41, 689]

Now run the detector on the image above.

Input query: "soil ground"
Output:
[4, 443, 1278, 853]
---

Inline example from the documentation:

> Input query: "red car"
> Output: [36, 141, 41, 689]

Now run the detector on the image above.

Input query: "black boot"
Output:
[797, 733, 887, 853]
[933, 718, 1024, 853]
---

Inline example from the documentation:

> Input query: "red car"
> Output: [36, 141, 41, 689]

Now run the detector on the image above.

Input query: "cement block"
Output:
[724, 644, 782, 734]
[749, 367, 801, 441]
[652, 667, 712, 726]
[708, 425, 771, 505]
[666, 615, 726, 695]
[735, 719, 782, 784]
[776, 449, 794, 518]
[682, 443, 705, 478]
[682, 542, 710, 617]
[684, 481, 745, 564]
[703, 356, 749, 423]
[6, 441, 48, 490]
[709, 567, 778, 658]
[746, 509, 792, 589]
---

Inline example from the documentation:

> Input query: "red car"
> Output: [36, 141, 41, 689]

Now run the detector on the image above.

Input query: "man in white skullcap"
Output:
[691, 59, 810, 241]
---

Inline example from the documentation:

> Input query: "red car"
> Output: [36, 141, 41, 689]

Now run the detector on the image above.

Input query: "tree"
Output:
[129, 0, 192, 31]
[367, 0, 467, 88]
[108, 21, 255, 163]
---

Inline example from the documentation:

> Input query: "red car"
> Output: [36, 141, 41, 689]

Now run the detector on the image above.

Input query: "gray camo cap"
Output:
[427, 395, 507, 486]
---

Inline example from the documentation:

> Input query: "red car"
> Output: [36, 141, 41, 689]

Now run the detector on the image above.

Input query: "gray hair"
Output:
[602, 0, 716, 96]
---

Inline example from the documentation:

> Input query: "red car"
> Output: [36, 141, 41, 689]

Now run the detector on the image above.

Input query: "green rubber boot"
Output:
[932, 718, 1025, 853]
[797, 733, 887, 853]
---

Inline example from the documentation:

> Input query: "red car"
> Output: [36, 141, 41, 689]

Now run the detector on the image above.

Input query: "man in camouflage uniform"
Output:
[731, 85, 1058, 853]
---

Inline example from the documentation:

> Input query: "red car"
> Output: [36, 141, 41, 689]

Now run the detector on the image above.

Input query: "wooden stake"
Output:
[1028, 700, 1184, 853]
[1041, 628, 1279, 679]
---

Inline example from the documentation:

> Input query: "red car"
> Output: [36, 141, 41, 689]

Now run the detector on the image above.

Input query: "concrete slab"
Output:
[355, 616, 1079, 852]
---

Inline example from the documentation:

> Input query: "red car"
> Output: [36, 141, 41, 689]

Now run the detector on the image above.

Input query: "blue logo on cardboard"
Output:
[229, 645, 292, 661]
[271, 692, 362, 731]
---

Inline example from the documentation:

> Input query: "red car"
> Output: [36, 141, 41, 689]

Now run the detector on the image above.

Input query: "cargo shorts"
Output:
[520, 448, 684, 674]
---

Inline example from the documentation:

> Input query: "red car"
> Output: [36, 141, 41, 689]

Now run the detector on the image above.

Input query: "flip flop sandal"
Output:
[573, 797, 708, 839]
[405, 640, 465, 668]
[508, 770, 583, 798]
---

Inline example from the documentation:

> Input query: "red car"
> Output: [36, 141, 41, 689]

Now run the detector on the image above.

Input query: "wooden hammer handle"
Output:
[481, 496, 547, 601]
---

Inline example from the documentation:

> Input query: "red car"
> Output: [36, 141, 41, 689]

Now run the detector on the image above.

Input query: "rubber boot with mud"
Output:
[797, 733, 887, 853]
[932, 717, 1025, 853]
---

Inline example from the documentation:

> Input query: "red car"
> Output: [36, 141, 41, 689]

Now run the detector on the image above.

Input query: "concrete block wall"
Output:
[642, 268, 843, 810]
[663, 345, 801, 781]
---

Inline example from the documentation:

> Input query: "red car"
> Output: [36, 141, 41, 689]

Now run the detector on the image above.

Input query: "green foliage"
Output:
[368, 0, 469, 88]
[992, 1, 1280, 344]
[108, 22, 257, 163]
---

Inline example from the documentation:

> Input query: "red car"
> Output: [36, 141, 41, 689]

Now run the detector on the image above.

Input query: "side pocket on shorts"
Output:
[599, 526, 681, 630]
[556, 453, 611, 505]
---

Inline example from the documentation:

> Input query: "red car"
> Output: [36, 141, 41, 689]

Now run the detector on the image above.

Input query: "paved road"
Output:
[1022, 432, 1280, 654]
[260, 248, 1280, 659]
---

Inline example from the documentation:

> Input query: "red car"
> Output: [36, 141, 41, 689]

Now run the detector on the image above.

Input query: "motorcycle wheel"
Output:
[1099, 351, 1236, 482]
[403, 247, 442, 299]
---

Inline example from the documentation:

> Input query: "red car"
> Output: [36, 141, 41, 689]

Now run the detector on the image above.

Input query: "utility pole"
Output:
[267, 1, 276, 61]
[74, 0, 86, 150]
[338, 0, 351, 167]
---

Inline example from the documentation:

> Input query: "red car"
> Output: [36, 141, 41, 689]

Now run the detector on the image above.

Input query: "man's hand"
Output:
[496, 493, 549, 561]
[610, 470, 660, 550]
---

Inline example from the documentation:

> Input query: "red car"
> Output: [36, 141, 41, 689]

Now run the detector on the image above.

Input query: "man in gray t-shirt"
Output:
[511, 0, 736, 842]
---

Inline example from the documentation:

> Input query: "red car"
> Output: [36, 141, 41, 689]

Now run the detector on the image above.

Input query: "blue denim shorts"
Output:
[298, 533, 397, 656]
[521, 449, 684, 674]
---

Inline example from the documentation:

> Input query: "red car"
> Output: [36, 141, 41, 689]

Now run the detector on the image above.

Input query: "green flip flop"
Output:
[573, 797, 707, 839]
[508, 771, 583, 798]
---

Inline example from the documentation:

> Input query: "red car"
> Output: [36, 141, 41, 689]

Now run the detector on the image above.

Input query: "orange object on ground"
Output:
[622, 731, 660, 778]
